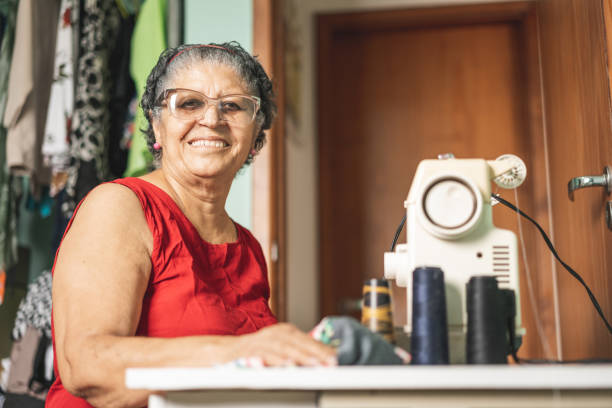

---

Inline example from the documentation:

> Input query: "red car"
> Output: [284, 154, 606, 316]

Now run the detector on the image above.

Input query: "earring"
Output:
[250, 148, 257, 156]
[153, 142, 161, 150]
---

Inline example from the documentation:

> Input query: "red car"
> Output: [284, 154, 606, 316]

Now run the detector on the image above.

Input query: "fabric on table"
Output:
[46, 177, 278, 407]
[3, 0, 59, 189]
[61, 0, 121, 219]
[123, 0, 166, 177]
[216, 356, 266, 368]
[310, 316, 409, 365]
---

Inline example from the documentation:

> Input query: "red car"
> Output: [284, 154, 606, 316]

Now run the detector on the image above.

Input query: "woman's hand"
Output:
[233, 323, 337, 367]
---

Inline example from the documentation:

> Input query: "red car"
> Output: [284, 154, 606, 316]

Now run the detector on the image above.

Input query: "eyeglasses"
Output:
[158, 88, 261, 125]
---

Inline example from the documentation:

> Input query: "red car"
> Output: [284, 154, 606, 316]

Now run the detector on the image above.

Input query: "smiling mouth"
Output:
[188, 139, 230, 149]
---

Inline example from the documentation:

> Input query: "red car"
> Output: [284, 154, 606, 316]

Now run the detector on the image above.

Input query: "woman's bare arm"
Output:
[53, 184, 336, 408]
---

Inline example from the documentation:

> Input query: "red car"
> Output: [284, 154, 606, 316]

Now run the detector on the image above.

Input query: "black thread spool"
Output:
[410, 266, 449, 365]
[499, 289, 518, 356]
[466, 276, 508, 364]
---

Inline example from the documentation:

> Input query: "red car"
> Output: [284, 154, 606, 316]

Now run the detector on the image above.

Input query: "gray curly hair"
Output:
[140, 41, 277, 166]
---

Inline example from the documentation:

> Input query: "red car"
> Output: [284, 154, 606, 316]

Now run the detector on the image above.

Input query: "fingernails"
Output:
[283, 359, 297, 367]
[394, 347, 411, 364]
[325, 356, 338, 366]
[306, 358, 320, 366]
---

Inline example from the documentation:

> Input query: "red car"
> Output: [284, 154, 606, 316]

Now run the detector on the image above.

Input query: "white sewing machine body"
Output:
[384, 157, 525, 363]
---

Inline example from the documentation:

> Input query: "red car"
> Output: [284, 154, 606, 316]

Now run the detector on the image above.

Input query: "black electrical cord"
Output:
[493, 193, 612, 335]
[390, 214, 407, 252]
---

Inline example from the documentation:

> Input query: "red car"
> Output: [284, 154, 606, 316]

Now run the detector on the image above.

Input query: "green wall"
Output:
[185, 0, 253, 229]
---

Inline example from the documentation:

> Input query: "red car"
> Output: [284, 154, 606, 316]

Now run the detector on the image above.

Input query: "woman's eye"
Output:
[179, 98, 204, 110]
[220, 102, 242, 112]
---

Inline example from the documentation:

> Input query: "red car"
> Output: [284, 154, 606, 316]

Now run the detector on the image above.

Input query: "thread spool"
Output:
[466, 276, 508, 364]
[362, 279, 395, 343]
[499, 289, 517, 356]
[410, 266, 449, 365]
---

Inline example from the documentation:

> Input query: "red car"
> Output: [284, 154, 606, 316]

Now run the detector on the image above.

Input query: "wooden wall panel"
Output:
[537, 0, 612, 359]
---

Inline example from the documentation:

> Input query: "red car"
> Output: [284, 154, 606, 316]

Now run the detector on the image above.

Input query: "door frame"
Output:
[253, 0, 287, 321]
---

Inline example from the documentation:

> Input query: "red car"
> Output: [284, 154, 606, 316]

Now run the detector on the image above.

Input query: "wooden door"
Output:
[536, 0, 612, 359]
[318, 1, 611, 360]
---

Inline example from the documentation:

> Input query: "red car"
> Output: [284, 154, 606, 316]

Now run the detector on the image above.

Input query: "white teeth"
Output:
[190, 140, 227, 148]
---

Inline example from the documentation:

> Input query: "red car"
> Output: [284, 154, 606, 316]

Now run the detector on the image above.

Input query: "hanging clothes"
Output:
[115, 0, 141, 19]
[42, 0, 75, 197]
[3, 0, 60, 191]
[107, 11, 137, 179]
[12, 271, 52, 342]
[6, 327, 43, 395]
[0, 0, 20, 273]
[123, 0, 167, 177]
[0, 0, 18, 118]
[0, 13, 6, 48]
[6, 270, 53, 402]
[5, 325, 51, 402]
[0, 177, 21, 274]
[61, 0, 122, 219]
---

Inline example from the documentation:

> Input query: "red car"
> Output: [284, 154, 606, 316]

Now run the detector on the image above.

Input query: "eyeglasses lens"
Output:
[168, 90, 257, 124]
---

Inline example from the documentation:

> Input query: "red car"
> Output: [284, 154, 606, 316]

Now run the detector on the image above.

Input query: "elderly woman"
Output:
[47, 42, 336, 408]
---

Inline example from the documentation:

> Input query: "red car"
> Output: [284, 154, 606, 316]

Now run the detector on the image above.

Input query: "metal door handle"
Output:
[568, 166, 611, 201]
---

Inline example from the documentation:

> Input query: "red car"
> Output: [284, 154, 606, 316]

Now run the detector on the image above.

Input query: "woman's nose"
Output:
[196, 104, 223, 127]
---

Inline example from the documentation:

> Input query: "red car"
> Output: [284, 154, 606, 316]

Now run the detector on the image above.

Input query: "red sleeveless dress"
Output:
[46, 177, 278, 407]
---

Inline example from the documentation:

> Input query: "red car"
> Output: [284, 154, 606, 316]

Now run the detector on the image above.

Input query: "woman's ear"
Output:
[151, 110, 161, 138]
[252, 126, 262, 148]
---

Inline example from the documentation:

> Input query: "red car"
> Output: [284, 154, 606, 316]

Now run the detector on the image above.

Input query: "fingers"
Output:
[286, 328, 337, 366]
[236, 323, 338, 367]
[256, 323, 337, 367]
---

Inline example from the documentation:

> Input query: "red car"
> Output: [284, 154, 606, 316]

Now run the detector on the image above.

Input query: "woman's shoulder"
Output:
[60, 181, 153, 259]
[70, 182, 149, 237]
[80, 181, 144, 213]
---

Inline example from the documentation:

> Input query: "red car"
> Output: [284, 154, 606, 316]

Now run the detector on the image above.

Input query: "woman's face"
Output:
[153, 61, 258, 182]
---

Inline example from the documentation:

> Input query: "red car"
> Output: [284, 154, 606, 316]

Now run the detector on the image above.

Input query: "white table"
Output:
[126, 365, 612, 407]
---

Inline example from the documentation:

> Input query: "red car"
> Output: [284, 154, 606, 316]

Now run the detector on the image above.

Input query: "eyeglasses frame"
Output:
[156, 88, 262, 125]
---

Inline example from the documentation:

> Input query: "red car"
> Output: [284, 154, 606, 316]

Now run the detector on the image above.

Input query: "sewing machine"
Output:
[384, 154, 526, 363]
